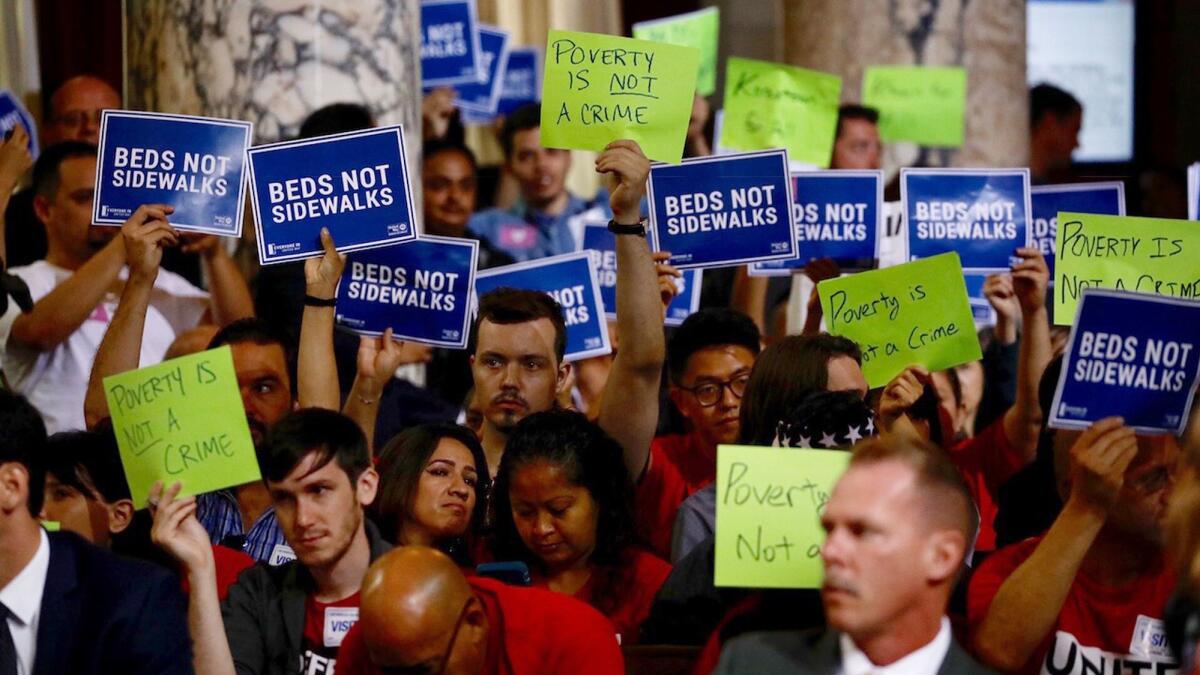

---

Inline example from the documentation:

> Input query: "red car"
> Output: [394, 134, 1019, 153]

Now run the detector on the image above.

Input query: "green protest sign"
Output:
[1054, 212, 1200, 325]
[714, 445, 850, 588]
[819, 252, 982, 387]
[862, 66, 966, 148]
[632, 7, 720, 96]
[720, 57, 842, 167]
[540, 29, 699, 163]
[41, 521, 60, 532]
[103, 346, 261, 507]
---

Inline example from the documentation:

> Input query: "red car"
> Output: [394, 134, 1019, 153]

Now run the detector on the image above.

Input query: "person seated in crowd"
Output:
[468, 103, 608, 261]
[422, 140, 514, 270]
[336, 546, 624, 674]
[5, 76, 122, 269]
[0, 142, 253, 434]
[633, 308, 761, 561]
[40, 426, 255, 599]
[0, 390, 193, 674]
[79, 212, 291, 563]
[717, 436, 993, 674]
[829, 104, 883, 171]
[373, 423, 489, 566]
[1029, 83, 1083, 185]
[151, 407, 389, 675]
[1165, 429, 1200, 671]
[490, 409, 672, 645]
[969, 416, 1180, 673]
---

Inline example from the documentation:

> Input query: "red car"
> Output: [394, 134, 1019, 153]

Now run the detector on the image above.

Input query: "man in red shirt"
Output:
[633, 308, 760, 560]
[337, 546, 624, 674]
[969, 416, 1182, 673]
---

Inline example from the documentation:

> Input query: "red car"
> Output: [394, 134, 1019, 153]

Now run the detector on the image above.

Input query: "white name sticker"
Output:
[1130, 614, 1174, 659]
[323, 606, 360, 648]
[268, 543, 296, 566]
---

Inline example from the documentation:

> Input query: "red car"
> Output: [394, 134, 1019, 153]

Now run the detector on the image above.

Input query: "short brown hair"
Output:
[473, 288, 567, 362]
[849, 435, 978, 544]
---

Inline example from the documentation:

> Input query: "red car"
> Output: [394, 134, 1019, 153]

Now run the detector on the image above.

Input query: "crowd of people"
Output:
[0, 67, 1196, 675]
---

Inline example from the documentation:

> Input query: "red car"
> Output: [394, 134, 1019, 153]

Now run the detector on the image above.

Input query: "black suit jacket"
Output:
[34, 531, 193, 675]
[715, 628, 996, 674]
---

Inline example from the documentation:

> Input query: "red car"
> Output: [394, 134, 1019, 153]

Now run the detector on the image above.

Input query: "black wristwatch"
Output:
[607, 218, 646, 237]
[304, 294, 337, 307]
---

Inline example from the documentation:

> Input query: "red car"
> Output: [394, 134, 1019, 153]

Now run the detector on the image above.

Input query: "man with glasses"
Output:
[969, 417, 1182, 673]
[334, 546, 623, 674]
[632, 309, 761, 561]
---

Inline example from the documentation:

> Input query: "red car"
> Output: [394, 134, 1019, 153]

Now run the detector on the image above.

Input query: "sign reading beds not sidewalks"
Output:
[1050, 289, 1200, 435]
[94, 111, 252, 236]
[247, 126, 418, 265]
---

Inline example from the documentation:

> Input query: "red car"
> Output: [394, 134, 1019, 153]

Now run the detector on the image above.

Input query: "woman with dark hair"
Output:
[375, 423, 490, 566]
[491, 409, 671, 644]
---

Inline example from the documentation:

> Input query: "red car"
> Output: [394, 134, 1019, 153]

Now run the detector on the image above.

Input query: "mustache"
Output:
[247, 416, 269, 440]
[822, 572, 860, 596]
[491, 393, 528, 407]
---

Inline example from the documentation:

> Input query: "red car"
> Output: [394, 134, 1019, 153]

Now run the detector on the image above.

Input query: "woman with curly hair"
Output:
[490, 409, 671, 644]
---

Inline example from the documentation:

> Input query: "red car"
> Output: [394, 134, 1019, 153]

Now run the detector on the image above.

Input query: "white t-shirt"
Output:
[0, 261, 209, 433]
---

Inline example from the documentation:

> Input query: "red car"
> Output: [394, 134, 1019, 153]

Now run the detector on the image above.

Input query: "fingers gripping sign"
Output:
[596, 140, 650, 225]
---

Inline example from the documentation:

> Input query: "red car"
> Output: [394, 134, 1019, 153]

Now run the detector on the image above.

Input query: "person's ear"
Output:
[924, 529, 967, 584]
[107, 498, 135, 534]
[32, 194, 52, 227]
[357, 467, 380, 508]
[556, 361, 573, 396]
[462, 596, 488, 638]
[667, 387, 691, 419]
[0, 463, 30, 516]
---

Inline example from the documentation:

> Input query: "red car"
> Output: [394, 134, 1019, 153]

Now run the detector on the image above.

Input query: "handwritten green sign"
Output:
[103, 346, 261, 507]
[714, 445, 850, 588]
[819, 252, 982, 387]
[540, 29, 699, 163]
[41, 521, 60, 532]
[632, 7, 720, 96]
[862, 66, 966, 148]
[720, 57, 842, 168]
[1054, 212, 1200, 325]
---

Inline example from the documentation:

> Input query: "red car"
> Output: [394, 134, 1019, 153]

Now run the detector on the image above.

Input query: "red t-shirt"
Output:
[968, 536, 1180, 674]
[301, 591, 361, 674]
[947, 419, 1028, 552]
[336, 577, 624, 674]
[179, 545, 256, 601]
[634, 432, 716, 559]
[536, 548, 672, 646]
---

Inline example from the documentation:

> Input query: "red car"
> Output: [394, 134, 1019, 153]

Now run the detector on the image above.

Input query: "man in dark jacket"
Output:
[0, 389, 192, 675]
[152, 407, 387, 675]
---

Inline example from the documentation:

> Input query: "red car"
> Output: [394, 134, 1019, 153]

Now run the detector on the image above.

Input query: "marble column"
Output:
[124, 0, 422, 149]
[781, 0, 1028, 172]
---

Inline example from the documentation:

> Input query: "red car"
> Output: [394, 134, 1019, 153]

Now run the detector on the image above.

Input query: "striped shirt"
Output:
[196, 490, 289, 565]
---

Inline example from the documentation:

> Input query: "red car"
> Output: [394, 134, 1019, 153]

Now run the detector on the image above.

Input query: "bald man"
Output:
[6, 75, 122, 268]
[336, 547, 624, 674]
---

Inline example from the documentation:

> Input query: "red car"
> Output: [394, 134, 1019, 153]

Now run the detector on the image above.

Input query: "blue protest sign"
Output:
[902, 168, 1032, 273]
[431, 25, 509, 116]
[462, 47, 542, 125]
[0, 90, 37, 158]
[474, 252, 611, 361]
[647, 150, 797, 269]
[1050, 289, 1200, 435]
[335, 236, 478, 348]
[93, 111, 251, 236]
[247, 126, 418, 265]
[1030, 182, 1125, 278]
[749, 170, 883, 276]
[581, 224, 702, 327]
[420, 0, 484, 87]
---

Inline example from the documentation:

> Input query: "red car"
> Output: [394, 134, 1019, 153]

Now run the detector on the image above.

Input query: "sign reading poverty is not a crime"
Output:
[581, 223, 702, 327]
[247, 126, 418, 265]
[751, 170, 883, 275]
[420, 0, 484, 86]
[902, 168, 1032, 273]
[1050, 289, 1200, 435]
[1030, 182, 1125, 278]
[335, 235, 479, 349]
[647, 149, 797, 269]
[94, 111, 252, 236]
[473, 251, 612, 361]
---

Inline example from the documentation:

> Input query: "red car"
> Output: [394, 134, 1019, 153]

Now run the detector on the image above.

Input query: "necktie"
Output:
[0, 602, 18, 675]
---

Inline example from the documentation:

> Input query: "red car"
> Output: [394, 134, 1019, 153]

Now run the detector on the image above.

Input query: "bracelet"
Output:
[607, 219, 646, 237]
[304, 294, 336, 307]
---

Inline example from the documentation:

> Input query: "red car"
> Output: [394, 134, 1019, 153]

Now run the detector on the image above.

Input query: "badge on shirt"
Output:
[1129, 614, 1173, 659]
[269, 543, 296, 566]
[498, 222, 538, 249]
[323, 607, 360, 648]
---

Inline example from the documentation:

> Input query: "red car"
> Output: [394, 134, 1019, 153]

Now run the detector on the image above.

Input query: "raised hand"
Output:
[121, 204, 178, 283]
[1067, 417, 1139, 515]
[596, 140, 650, 225]
[304, 227, 346, 300]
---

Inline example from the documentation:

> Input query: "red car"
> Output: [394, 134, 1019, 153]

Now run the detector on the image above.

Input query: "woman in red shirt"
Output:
[374, 423, 490, 567]
[490, 409, 671, 645]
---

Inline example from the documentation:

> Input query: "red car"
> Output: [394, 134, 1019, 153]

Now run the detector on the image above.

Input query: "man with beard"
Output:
[0, 142, 253, 433]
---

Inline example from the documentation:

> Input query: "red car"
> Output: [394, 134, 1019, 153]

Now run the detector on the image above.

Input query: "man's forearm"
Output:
[342, 375, 384, 453]
[186, 565, 237, 675]
[84, 277, 153, 428]
[202, 250, 254, 326]
[972, 498, 1105, 670]
[10, 238, 125, 350]
[297, 305, 341, 410]
[1005, 305, 1051, 460]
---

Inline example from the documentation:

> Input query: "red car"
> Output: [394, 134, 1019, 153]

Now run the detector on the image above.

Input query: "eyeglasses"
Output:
[377, 597, 472, 675]
[677, 373, 751, 407]
[53, 109, 103, 128]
